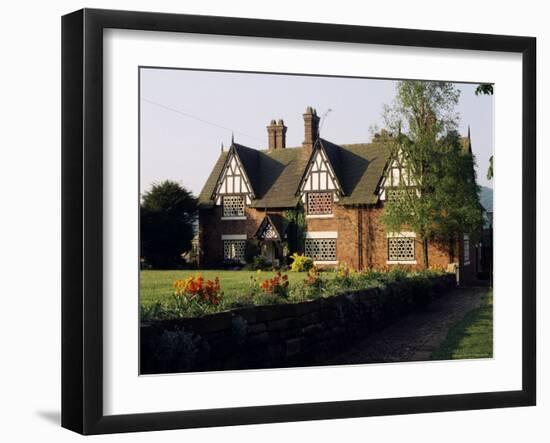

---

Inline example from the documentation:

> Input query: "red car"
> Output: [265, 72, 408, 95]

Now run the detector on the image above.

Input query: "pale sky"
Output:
[139, 68, 494, 197]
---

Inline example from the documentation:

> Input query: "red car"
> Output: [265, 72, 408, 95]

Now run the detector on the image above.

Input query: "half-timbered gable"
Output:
[299, 145, 342, 195]
[298, 143, 344, 216]
[212, 145, 255, 217]
[378, 148, 418, 202]
[255, 215, 284, 241]
[257, 220, 278, 240]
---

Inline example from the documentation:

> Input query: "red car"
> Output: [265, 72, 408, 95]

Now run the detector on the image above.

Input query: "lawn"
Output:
[140, 269, 325, 307]
[431, 291, 493, 360]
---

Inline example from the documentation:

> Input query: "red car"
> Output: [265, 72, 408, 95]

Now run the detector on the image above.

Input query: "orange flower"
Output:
[172, 275, 223, 306]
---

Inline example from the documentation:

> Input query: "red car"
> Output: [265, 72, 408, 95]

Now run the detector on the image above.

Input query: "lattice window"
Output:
[388, 237, 415, 262]
[463, 234, 471, 265]
[307, 192, 333, 215]
[387, 188, 417, 202]
[305, 239, 336, 262]
[222, 196, 245, 217]
[223, 240, 246, 262]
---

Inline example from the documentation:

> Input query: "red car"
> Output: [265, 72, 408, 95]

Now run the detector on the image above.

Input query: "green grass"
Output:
[140, 269, 322, 307]
[431, 291, 493, 360]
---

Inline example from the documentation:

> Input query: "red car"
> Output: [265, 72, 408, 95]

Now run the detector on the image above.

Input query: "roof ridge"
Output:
[233, 142, 260, 152]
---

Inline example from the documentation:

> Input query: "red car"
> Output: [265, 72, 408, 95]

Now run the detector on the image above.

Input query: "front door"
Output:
[262, 242, 274, 263]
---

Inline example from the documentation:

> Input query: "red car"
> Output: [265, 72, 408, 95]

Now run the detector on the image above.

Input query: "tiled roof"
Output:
[198, 139, 392, 209]
[198, 151, 228, 208]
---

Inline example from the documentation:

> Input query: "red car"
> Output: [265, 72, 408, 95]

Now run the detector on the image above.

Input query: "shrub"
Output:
[141, 301, 170, 321]
[333, 262, 359, 288]
[244, 239, 261, 263]
[251, 255, 271, 271]
[254, 291, 287, 306]
[290, 266, 327, 302]
[304, 266, 327, 292]
[289, 253, 314, 272]
[224, 293, 255, 310]
[355, 269, 387, 287]
[222, 258, 244, 270]
[153, 327, 204, 372]
[387, 266, 408, 282]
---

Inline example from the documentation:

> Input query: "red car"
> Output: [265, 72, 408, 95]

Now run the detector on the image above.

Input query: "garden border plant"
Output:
[140, 264, 450, 321]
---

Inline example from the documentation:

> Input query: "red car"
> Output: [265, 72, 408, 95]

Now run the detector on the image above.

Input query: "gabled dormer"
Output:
[298, 141, 343, 217]
[378, 146, 418, 202]
[212, 144, 255, 219]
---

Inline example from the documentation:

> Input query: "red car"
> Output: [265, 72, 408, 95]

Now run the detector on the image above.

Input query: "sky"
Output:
[139, 68, 494, 197]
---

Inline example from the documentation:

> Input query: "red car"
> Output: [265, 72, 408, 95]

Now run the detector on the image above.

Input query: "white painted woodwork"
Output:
[305, 231, 338, 239]
[386, 231, 416, 238]
[213, 151, 253, 199]
[379, 149, 418, 201]
[221, 234, 247, 240]
[300, 148, 340, 193]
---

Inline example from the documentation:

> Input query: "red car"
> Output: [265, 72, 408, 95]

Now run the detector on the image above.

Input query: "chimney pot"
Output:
[267, 118, 287, 150]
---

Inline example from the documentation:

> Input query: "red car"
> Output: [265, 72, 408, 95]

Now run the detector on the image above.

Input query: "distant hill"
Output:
[479, 186, 493, 212]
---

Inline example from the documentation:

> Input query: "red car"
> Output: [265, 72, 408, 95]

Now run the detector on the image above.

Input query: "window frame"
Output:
[386, 232, 417, 264]
[463, 234, 471, 266]
[221, 194, 246, 219]
[222, 238, 246, 262]
[306, 191, 334, 217]
[304, 237, 337, 263]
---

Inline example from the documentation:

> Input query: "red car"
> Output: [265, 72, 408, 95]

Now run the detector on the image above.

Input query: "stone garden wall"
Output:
[140, 274, 456, 374]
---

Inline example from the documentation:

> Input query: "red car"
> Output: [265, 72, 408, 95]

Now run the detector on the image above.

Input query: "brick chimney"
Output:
[267, 119, 287, 150]
[302, 106, 320, 153]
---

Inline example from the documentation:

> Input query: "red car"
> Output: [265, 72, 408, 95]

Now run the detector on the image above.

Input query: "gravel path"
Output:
[325, 287, 487, 365]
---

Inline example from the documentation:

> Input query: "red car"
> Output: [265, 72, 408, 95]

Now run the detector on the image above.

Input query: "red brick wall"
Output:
[360, 204, 453, 271]
[199, 203, 456, 271]
[198, 207, 281, 267]
[305, 203, 359, 268]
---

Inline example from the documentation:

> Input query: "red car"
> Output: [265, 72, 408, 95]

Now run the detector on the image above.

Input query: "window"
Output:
[388, 236, 415, 262]
[386, 188, 417, 202]
[305, 238, 336, 262]
[463, 234, 471, 265]
[222, 195, 245, 217]
[223, 240, 246, 262]
[307, 192, 333, 215]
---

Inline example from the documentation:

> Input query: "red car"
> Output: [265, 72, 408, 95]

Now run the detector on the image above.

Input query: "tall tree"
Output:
[475, 83, 494, 96]
[140, 180, 197, 269]
[381, 81, 483, 268]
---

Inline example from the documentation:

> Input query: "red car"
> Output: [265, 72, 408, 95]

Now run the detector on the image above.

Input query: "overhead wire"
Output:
[141, 97, 264, 144]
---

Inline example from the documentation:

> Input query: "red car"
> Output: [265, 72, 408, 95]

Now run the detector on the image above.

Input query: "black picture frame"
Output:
[62, 8, 536, 435]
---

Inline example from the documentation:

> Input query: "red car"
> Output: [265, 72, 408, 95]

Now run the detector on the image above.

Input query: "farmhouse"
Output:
[198, 107, 478, 281]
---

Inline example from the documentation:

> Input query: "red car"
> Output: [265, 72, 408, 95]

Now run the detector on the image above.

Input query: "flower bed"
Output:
[141, 267, 449, 321]
[140, 273, 456, 374]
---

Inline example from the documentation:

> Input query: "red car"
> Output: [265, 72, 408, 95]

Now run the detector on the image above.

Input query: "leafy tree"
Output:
[140, 180, 197, 269]
[284, 202, 306, 255]
[380, 81, 483, 268]
[486, 156, 493, 180]
[475, 83, 494, 96]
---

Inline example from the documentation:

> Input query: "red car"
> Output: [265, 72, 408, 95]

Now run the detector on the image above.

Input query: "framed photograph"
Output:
[62, 8, 536, 434]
